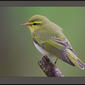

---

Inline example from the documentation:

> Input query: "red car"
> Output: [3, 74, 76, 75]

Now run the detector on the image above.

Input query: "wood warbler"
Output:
[21, 15, 85, 70]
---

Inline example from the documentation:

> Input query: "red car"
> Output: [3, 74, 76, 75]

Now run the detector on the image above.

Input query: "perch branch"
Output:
[38, 56, 64, 77]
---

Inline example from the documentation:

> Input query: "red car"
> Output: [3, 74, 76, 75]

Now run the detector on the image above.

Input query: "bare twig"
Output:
[38, 56, 64, 77]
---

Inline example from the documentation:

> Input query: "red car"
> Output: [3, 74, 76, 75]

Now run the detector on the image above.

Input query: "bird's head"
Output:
[21, 15, 49, 33]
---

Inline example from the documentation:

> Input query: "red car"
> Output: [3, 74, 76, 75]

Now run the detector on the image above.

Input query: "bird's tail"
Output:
[66, 49, 85, 70]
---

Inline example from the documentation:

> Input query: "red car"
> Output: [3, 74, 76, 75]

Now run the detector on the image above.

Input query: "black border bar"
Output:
[0, 1, 85, 6]
[0, 0, 85, 1]
[0, 77, 85, 84]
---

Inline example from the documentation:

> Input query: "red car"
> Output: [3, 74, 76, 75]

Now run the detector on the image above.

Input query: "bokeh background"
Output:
[0, 7, 85, 77]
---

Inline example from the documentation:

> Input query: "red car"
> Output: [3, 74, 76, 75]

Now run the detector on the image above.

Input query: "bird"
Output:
[21, 15, 85, 70]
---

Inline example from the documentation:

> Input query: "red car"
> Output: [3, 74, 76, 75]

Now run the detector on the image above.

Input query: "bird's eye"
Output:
[33, 23, 37, 25]
[32, 22, 41, 25]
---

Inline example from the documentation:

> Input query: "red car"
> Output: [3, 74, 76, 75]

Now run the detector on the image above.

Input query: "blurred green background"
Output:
[0, 7, 85, 77]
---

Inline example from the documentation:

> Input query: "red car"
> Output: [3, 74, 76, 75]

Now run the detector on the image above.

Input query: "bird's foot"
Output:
[54, 57, 58, 65]
[54, 61, 57, 65]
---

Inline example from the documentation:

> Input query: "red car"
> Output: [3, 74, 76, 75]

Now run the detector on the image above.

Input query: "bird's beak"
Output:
[20, 23, 30, 26]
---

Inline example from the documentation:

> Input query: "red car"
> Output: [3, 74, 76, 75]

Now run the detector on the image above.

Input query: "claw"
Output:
[54, 57, 58, 65]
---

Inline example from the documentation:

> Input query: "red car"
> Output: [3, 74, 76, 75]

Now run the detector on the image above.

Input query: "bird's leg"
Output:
[54, 57, 58, 65]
